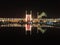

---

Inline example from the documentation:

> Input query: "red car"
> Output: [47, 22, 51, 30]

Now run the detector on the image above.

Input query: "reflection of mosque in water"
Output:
[0, 11, 60, 34]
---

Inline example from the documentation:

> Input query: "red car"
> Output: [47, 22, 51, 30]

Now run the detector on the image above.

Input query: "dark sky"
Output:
[0, 0, 60, 18]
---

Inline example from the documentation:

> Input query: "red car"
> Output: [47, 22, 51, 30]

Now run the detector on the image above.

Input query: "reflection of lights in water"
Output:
[25, 24, 31, 31]
[0, 11, 60, 35]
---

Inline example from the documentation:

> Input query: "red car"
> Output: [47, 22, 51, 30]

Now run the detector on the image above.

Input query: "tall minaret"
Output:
[25, 10, 32, 35]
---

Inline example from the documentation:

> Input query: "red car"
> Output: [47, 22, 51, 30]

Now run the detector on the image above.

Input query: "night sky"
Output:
[0, 0, 60, 45]
[0, 0, 60, 18]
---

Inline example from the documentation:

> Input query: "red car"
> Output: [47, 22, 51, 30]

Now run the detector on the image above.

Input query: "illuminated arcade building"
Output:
[0, 11, 60, 34]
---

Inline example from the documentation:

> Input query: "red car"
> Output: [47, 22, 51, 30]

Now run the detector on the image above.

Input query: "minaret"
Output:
[25, 10, 32, 35]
